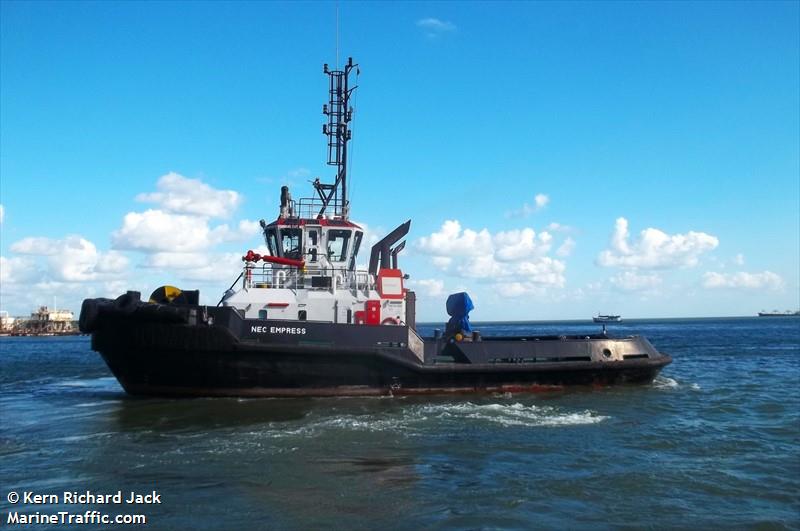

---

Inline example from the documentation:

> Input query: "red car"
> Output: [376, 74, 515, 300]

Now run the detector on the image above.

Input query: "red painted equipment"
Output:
[365, 300, 381, 325]
[242, 250, 305, 268]
[377, 268, 404, 300]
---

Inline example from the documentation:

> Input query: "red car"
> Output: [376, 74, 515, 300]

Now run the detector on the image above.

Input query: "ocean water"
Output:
[1, 317, 799, 530]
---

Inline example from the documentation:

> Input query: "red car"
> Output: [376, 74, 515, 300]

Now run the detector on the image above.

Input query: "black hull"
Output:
[85, 300, 671, 398]
[114, 363, 669, 398]
[98, 341, 669, 398]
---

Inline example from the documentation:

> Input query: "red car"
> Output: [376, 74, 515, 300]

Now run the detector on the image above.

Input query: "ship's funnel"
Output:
[369, 220, 411, 275]
[391, 240, 406, 269]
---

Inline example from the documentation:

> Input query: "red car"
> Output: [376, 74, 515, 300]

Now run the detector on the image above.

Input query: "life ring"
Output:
[381, 317, 400, 326]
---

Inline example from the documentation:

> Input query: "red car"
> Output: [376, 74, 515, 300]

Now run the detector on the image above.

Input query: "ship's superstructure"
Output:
[220, 58, 413, 329]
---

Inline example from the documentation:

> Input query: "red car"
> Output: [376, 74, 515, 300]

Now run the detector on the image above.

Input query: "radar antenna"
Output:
[317, 57, 358, 219]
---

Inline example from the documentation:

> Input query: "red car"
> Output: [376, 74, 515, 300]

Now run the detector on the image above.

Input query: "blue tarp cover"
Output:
[445, 292, 474, 333]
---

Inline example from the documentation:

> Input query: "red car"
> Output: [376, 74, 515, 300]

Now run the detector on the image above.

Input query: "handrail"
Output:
[242, 262, 374, 292]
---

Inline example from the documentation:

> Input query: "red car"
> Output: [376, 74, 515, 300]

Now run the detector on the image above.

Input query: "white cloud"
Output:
[111, 210, 259, 253]
[8, 235, 128, 282]
[211, 220, 262, 243]
[417, 220, 491, 258]
[432, 256, 452, 269]
[2, 234, 133, 315]
[494, 282, 529, 298]
[116, 174, 259, 253]
[11, 237, 59, 255]
[95, 251, 129, 275]
[0, 255, 40, 284]
[733, 253, 745, 266]
[136, 172, 241, 218]
[597, 217, 718, 269]
[411, 278, 445, 297]
[546, 222, 573, 233]
[506, 193, 550, 218]
[556, 237, 575, 257]
[416, 220, 567, 296]
[702, 271, 783, 290]
[352, 221, 384, 249]
[419, 221, 554, 265]
[113, 210, 214, 252]
[494, 228, 552, 261]
[141, 252, 208, 270]
[60, 238, 120, 281]
[416, 17, 456, 36]
[513, 257, 566, 286]
[609, 271, 663, 292]
[0, 174, 261, 315]
[140, 250, 254, 281]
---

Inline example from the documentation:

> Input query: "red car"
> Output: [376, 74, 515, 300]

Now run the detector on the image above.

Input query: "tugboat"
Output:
[79, 57, 671, 397]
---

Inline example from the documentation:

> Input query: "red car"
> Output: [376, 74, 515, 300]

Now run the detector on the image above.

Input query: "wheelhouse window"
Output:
[327, 230, 351, 263]
[265, 229, 279, 256]
[349, 231, 363, 270]
[280, 228, 303, 260]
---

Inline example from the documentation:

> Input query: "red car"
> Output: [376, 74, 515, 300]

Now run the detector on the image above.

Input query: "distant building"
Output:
[27, 306, 75, 334]
[0, 311, 15, 332]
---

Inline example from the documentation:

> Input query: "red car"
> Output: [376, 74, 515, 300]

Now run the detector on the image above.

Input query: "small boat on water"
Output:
[593, 314, 622, 323]
[758, 310, 800, 317]
[79, 57, 671, 397]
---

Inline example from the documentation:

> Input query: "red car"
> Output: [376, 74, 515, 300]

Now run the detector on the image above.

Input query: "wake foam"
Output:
[268, 401, 607, 437]
[414, 402, 607, 428]
[652, 376, 702, 391]
[652, 376, 679, 389]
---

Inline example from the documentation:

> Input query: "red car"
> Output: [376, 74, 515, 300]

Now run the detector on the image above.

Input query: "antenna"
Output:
[316, 56, 358, 219]
[335, 2, 339, 70]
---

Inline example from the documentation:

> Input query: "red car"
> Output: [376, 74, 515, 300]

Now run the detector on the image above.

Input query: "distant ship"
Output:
[593, 314, 622, 323]
[758, 310, 800, 317]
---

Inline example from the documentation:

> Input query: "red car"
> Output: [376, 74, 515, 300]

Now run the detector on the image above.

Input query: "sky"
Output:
[1, 0, 798, 321]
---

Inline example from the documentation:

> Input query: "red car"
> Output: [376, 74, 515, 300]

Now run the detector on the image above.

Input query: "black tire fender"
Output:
[113, 293, 139, 315]
[79, 299, 99, 333]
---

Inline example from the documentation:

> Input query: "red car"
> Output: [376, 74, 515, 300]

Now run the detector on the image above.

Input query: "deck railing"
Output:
[243, 263, 373, 293]
[293, 197, 344, 220]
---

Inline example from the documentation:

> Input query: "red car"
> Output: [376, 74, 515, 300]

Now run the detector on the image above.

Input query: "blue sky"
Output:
[1, 0, 798, 320]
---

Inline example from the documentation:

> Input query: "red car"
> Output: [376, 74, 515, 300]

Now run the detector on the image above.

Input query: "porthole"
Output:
[602, 348, 613, 358]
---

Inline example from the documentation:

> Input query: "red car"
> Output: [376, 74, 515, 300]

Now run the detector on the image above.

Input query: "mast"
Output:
[317, 57, 358, 219]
